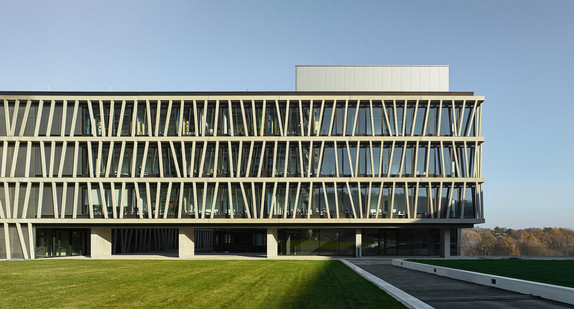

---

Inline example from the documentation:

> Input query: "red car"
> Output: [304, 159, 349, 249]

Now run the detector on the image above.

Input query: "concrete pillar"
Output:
[355, 228, 362, 258]
[266, 228, 278, 258]
[28, 222, 35, 260]
[440, 228, 451, 258]
[91, 228, 112, 258]
[179, 228, 195, 258]
[286, 234, 291, 255]
[456, 228, 461, 256]
[3, 223, 11, 260]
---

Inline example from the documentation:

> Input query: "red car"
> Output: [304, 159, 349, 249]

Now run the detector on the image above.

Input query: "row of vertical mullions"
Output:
[1, 98, 482, 138]
[0, 179, 481, 220]
[283, 180, 477, 219]
[327, 140, 480, 178]
[0, 222, 33, 260]
[280, 180, 436, 219]
[187, 99, 430, 138]
[11, 99, 160, 137]
[3, 99, 82, 137]
[7, 179, 123, 219]
[0, 139, 481, 180]
[113, 228, 178, 254]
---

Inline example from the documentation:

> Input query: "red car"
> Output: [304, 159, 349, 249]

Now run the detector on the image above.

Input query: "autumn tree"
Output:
[460, 230, 482, 256]
[460, 227, 574, 256]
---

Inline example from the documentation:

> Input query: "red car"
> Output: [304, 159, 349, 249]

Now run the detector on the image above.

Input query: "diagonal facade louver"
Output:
[0, 67, 485, 259]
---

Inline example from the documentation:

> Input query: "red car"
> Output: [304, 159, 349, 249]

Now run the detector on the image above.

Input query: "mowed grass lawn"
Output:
[411, 259, 574, 288]
[0, 259, 405, 309]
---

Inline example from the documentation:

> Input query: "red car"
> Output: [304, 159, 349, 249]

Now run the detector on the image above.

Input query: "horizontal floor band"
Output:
[0, 218, 485, 225]
[1, 136, 485, 142]
[0, 177, 485, 183]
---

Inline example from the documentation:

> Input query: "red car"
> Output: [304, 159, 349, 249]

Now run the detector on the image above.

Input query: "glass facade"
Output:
[361, 228, 447, 256]
[36, 228, 89, 258]
[278, 228, 457, 257]
[112, 228, 178, 254]
[279, 229, 355, 256]
[213, 228, 266, 253]
[0, 93, 483, 259]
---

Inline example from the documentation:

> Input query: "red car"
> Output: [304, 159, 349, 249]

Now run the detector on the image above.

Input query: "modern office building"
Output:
[0, 65, 484, 259]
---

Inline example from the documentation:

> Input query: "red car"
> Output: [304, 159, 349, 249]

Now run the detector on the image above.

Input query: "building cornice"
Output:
[0, 91, 476, 97]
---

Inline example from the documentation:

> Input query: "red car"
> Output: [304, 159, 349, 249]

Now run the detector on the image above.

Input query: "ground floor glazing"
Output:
[1, 226, 459, 259]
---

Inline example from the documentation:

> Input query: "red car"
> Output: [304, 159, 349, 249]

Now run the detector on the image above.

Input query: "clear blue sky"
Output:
[1, 1, 573, 229]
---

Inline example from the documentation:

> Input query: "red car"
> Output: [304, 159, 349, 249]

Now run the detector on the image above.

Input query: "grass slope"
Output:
[411, 259, 574, 288]
[0, 260, 404, 309]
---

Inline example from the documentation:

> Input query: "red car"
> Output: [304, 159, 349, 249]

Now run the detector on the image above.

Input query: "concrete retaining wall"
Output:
[392, 259, 574, 306]
[341, 260, 432, 309]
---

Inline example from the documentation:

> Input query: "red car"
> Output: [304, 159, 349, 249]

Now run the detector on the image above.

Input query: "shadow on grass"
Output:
[290, 260, 405, 309]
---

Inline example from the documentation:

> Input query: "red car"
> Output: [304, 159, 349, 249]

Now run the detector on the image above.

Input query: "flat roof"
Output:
[296, 65, 449, 67]
[0, 91, 475, 96]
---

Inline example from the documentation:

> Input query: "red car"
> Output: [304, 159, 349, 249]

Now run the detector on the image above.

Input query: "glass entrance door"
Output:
[36, 228, 89, 258]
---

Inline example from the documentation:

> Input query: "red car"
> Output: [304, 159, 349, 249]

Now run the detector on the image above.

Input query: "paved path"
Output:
[348, 259, 574, 309]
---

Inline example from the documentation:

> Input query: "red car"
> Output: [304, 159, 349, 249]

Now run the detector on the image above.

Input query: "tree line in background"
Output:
[461, 227, 574, 256]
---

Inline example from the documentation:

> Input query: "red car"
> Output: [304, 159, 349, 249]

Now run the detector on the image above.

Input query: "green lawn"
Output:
[410, 259, 574, 288]
[0, 260, 404, 309]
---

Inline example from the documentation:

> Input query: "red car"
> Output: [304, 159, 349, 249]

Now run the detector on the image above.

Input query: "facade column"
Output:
[266, 228, 278, 258]
[28, 223, 35, 260]
[3, 223, 11, 260]
[355, 228, 362, 258]
[179, 227, 195, 258]
[90, 228, 112, 258]
[456, 228, 462, 256]
[440, 228, 451, 258]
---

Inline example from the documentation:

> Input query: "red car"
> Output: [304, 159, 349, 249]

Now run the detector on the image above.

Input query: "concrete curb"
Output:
[392, 259, 574, 306]
[341, 259, 433, 309]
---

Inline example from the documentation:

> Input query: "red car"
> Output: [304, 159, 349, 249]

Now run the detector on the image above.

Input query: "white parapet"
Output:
[296, 65, 449, 92]
[392, 259, 574, 306]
